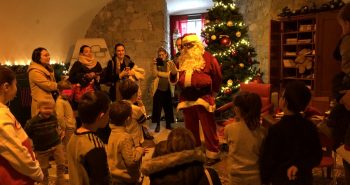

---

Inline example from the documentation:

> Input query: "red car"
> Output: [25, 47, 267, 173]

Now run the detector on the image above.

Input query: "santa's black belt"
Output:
[180, 86, 211, 101]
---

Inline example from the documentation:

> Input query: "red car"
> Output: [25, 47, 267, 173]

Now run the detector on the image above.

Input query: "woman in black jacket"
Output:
[68, 45, 102, 106]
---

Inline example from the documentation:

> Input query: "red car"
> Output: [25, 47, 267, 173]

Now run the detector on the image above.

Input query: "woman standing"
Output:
[0, 66, 44, 184]
[150, 47, 175, 132]
[102, 43, 144, 101]
[68, 45, 102, 106]
[28, 47, 57, 117]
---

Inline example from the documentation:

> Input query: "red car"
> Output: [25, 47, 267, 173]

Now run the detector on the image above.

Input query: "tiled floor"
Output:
[47, 120, 346, 185]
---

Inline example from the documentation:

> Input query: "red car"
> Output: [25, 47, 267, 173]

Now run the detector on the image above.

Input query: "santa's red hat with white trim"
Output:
[182, 33, 201, 44]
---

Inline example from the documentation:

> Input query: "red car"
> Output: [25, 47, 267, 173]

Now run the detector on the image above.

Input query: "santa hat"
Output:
[182, 33, 201, 44]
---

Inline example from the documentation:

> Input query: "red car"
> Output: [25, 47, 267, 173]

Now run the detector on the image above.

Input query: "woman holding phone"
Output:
[102, 43, 145, 101]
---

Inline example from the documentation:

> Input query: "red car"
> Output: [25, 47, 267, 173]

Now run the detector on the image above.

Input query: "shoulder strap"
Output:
[204, 168, 213, 185]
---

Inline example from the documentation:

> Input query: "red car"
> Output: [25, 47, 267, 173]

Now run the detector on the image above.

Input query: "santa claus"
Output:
[169, 33, 222, 165]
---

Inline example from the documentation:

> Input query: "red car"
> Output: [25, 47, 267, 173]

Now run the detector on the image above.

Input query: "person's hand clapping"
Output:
[85, 72, 95, 79]
[119, 69, 129, 78]
[128, 69, 135, 76]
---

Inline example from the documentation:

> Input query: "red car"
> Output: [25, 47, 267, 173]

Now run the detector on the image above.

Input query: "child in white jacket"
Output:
[0, 66, 43, 184]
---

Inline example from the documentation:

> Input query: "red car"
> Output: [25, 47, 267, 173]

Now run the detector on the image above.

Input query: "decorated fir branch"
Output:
[2, 63, 69, 82]
[202, 0, 260, 107]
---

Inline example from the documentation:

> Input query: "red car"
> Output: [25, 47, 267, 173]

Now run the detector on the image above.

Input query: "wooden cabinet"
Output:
[270, 11, 342, 98]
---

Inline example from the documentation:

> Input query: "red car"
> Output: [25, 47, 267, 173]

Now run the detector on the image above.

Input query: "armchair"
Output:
[215, 82, 273, 115]
[215, 82, 273, 144]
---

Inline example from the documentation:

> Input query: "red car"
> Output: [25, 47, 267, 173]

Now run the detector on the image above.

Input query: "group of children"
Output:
[53, 78, 149, 184]
[0, 62, 326, 185]
[224, 81, 322, 185]
[0, 63, 152, 185]
[1, 3, 350, 185]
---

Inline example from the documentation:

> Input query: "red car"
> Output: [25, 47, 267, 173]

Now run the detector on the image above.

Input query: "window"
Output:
[169, 13, 206, 57]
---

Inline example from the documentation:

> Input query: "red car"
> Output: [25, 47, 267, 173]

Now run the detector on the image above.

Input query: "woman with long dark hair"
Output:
[28, 47, 57, 117]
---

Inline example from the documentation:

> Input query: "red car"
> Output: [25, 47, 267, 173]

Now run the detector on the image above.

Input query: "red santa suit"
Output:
[170, 43, 222, 159]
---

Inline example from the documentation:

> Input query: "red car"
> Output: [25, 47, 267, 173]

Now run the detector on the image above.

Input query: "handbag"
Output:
[336, 144, 350, 163]
[72, 83, 95, 103]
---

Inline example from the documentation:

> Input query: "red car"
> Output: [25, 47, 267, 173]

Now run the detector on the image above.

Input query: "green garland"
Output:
[5, 64, 68, 82]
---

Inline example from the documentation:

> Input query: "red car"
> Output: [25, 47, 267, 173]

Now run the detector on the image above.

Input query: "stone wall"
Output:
[86, 0, 167, 108]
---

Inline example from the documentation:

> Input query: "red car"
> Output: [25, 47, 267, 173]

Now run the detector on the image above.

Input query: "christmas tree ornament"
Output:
[231, 50, 237, 56]
[236, 31, 241, 37]
[205, 19, 210, 24]
[211, 35, 217, 40]
[227, 79, 233, 86]
[251, 73, 263, 83]
[224, 88, 232, 95]
[205, 39, 210, 44]
[248, 57, 253, 64]
[239, 63, 244, 68]
[220, 36, 231, 46]
[226, 21, 234, 27]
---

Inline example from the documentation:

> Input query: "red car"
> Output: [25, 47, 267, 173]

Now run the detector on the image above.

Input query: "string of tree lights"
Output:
[201, 0, 261, 106]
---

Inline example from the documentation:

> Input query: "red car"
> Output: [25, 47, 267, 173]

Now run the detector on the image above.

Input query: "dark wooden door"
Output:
[315, 10, 342, 97]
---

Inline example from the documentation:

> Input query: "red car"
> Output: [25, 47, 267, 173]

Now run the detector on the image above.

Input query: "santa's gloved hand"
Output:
[169, 61, 178, 75]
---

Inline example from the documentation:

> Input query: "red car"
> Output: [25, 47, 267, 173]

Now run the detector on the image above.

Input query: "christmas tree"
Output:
[202, 0, 260, 107]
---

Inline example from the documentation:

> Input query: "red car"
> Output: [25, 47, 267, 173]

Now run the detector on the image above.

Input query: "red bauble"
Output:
[205, 39, 209, 44]
[251, 74, 263, 83]
[232, 50, 237, 56]
[248, 57, 253, 64]
[224, 88, 232, 95]
[220, 37, 231, 46]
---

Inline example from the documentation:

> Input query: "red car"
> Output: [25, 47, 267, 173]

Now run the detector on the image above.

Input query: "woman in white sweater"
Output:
[0, 66, 43, 185]
[224, 92, 266, 185]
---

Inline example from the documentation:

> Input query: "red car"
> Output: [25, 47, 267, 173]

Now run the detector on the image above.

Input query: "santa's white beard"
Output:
[178, 45, 205, 72]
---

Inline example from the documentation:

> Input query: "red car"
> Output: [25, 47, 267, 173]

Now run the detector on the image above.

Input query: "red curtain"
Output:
[201, 13, 207, 30]
[170, 15, 188, 57]
[169, 13, 208, 58]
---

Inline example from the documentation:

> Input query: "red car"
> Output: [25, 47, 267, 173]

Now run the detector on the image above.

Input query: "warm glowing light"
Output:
[1, 59, 65, 66]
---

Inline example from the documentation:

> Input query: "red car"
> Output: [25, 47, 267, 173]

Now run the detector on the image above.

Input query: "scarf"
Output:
[79, 55, 97, 69]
